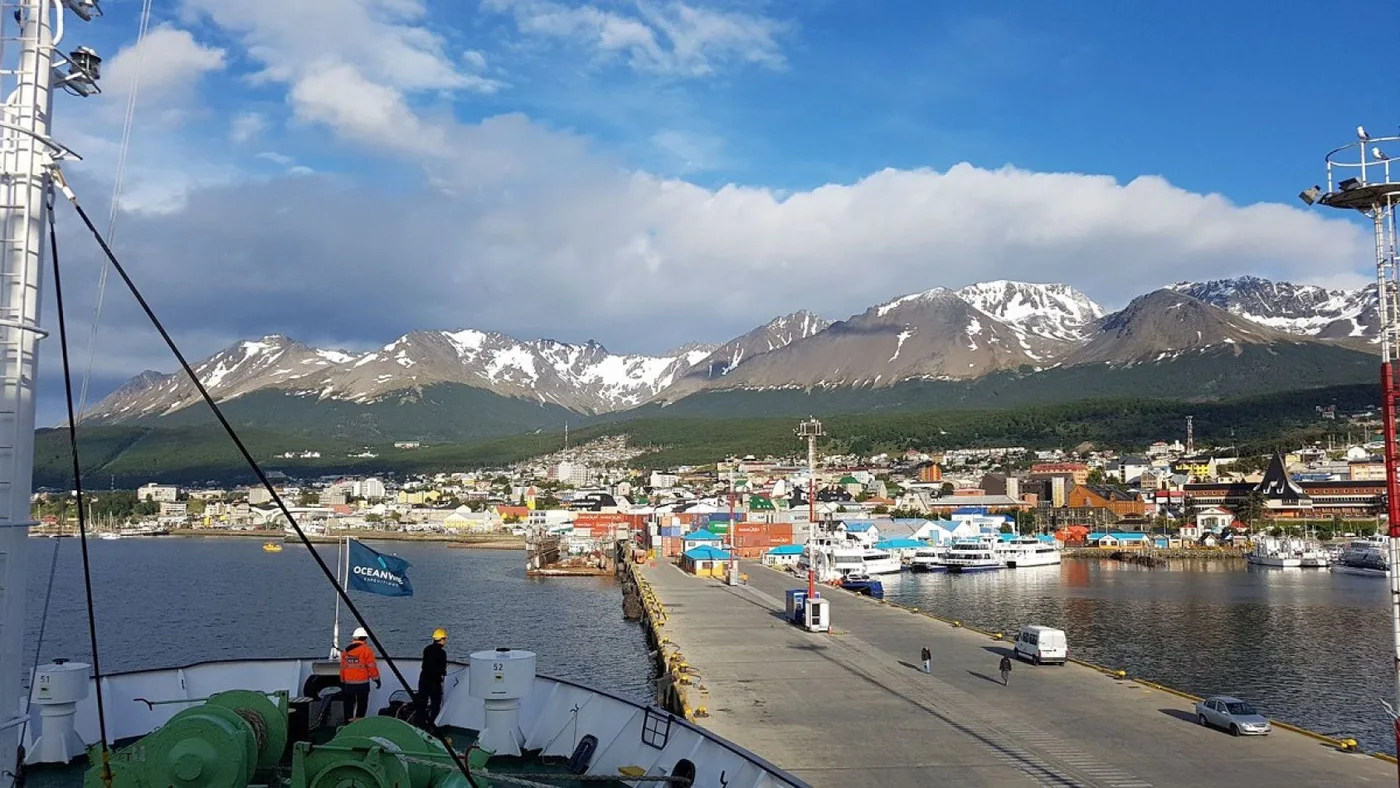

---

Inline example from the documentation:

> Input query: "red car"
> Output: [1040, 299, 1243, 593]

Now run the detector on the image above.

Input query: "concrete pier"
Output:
[636, 559, 1396, 788]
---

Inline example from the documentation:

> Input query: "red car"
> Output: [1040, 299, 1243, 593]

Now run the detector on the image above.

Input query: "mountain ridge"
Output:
[87, 277, 1381, 428]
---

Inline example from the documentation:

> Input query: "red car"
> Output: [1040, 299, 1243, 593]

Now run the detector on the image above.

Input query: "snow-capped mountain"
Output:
[1170, 276, 1378, 341]
[87, 332, 720, 420]
[88, 277, 1381, 425]
[682, 311, 832, 381]
[955, 281, 1104, 359]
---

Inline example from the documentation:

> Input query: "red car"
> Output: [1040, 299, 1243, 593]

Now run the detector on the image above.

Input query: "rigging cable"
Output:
[52, 177, 479, 788]
[46, 190, 113, 785]
[75, 0, 154, 420]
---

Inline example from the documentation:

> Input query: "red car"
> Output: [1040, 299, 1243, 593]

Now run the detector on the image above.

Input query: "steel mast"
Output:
[1306, 126, 1400, 771]
[0, 2, 100, 785]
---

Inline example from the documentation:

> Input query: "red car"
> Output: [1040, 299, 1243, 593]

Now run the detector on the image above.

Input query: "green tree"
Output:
[939, 482, 954, 496]
[1238, 491, 1267, 530]
[297, 489, 320, 506]
[1086, 468, 1106, 485]
[871, 504, 890, 515]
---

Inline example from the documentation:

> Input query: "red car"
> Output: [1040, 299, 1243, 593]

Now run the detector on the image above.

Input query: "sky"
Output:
[28, 0, 1400, 424]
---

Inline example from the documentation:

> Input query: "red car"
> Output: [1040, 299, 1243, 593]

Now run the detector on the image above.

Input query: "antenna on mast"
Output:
[1186, 415, 1194, 456]
[1302, 123, 1400, 776]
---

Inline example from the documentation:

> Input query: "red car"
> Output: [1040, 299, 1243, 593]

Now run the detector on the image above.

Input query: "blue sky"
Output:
[32, 0, 1398, 423]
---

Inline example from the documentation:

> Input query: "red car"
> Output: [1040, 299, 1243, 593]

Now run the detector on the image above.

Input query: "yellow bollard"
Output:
[1114, 670, 1128, 680]
[952, 620, 962, 627]
[1339, 738, 1359, 753]
[993, 632, 1004, 640]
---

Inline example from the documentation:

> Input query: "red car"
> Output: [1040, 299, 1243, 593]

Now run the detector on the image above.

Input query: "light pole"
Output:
[1303, 127, 1400, 776]
[796, 417, 825, 598]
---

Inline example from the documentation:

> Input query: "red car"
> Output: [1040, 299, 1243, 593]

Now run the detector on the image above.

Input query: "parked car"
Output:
[1194, 696, 1271, 736]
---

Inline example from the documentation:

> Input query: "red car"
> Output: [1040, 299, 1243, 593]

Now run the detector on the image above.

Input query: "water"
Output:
[882, 559, 1396, 753]
[21, 537, 654, 703]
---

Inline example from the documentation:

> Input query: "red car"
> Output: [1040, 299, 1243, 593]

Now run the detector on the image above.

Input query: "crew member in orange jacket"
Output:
[340, 627, 381, 720]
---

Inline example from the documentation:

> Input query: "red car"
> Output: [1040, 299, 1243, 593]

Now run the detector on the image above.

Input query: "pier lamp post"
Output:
[1303, 126, 1400, 774]
[796, 417, 825, 598]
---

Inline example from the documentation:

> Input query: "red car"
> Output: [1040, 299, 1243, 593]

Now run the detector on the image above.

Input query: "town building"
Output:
[138, 483, 179, 502]
[1184, 453, 1385, 519]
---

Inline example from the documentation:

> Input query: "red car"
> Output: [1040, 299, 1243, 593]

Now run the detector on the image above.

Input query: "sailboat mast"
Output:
[0, 2, 57, 781]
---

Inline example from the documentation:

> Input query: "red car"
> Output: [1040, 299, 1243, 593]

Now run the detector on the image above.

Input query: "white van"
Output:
[1014, 625, 1068, 665]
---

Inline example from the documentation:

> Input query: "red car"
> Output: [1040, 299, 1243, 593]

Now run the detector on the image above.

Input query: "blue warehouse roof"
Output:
[683, 545, 731, 561]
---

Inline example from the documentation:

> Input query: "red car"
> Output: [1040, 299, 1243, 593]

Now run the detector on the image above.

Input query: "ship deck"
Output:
[21, 725, 630, 787]
[639, 558, 1397, 787]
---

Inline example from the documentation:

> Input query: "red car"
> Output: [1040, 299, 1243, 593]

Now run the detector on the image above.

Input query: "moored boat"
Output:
[943, 537, 1002, 574]
[909, 546, 948, 573]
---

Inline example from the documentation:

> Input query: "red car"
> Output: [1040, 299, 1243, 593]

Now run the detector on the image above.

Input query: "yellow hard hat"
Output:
[432, 628, 448, 641]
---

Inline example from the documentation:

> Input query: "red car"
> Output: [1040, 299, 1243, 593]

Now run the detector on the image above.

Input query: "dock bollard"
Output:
[1114, 670, 1128, 680]
[1339, 738, 1359, 753]
[992, 632, 1003, 640]
[910, 607, 919, 613]
[952, 620, 962, 627]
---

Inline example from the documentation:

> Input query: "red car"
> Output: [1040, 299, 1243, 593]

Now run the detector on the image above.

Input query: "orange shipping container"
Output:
[769, 534, 793, 546]
[769, 523, 794, 539]
[734, 522, 766, 536]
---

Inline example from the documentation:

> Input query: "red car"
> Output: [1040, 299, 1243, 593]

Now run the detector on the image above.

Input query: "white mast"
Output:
[330, 534, 348, 658]
[0, 2, 100, 784]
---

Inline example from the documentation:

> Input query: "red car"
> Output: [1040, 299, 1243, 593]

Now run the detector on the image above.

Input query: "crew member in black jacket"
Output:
[416, 627, 448, 728]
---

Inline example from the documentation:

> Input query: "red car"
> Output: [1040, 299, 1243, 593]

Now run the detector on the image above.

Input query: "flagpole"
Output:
[331, 535, 346, 658]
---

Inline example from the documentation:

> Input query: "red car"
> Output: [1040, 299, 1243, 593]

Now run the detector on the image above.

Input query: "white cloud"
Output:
[464, 49, 489, 71]
[483, 0, 788, 76]
[102, 24, 226, 105]
[230, 111, 267, 143]
[180, 0, 504, 145]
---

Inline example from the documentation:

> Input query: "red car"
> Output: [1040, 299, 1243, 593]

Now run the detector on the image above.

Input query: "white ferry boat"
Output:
[943, 537, 1003, 574]
[909, 546, 949, 573]
[1332, 536, 1389, 577]
[996, 537, 1063, 568]
[860, 547, 903, 575]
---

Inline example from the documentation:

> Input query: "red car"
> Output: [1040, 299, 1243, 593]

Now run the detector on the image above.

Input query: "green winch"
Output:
[83, 689, 289, 788]
[290, 716, 484, 788]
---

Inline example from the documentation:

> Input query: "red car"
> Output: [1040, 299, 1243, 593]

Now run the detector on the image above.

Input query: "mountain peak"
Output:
[1172, 276, 1377, 341]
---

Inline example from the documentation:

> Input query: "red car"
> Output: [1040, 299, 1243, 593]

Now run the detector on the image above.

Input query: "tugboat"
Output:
[263, 541, 284, 553]
[4, 5, 806, 787]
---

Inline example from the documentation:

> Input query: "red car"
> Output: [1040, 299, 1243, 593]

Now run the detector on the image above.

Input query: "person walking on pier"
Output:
[415, 627, 449, 729]
[921, 645, 931, 674]
[999, 654, 1013, 686]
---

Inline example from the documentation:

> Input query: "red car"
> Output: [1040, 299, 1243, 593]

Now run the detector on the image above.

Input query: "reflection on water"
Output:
[24, 538, 654, 702]
[882, 559, 1394, 752]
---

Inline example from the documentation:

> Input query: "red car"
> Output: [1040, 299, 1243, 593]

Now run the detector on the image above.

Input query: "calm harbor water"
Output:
[882, 559, 1395, 753]
[21, 537, 654, 703]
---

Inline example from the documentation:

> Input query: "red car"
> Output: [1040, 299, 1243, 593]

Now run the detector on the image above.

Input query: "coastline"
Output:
[1064, 547, 1246, 561]
[29, 527, 526, 551]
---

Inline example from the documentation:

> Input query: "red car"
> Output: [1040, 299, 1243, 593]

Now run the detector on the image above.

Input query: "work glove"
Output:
[374, 679, 382, 689]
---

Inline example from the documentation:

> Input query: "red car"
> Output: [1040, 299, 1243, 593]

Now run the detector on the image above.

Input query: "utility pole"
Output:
[796, 417, 825, 598]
